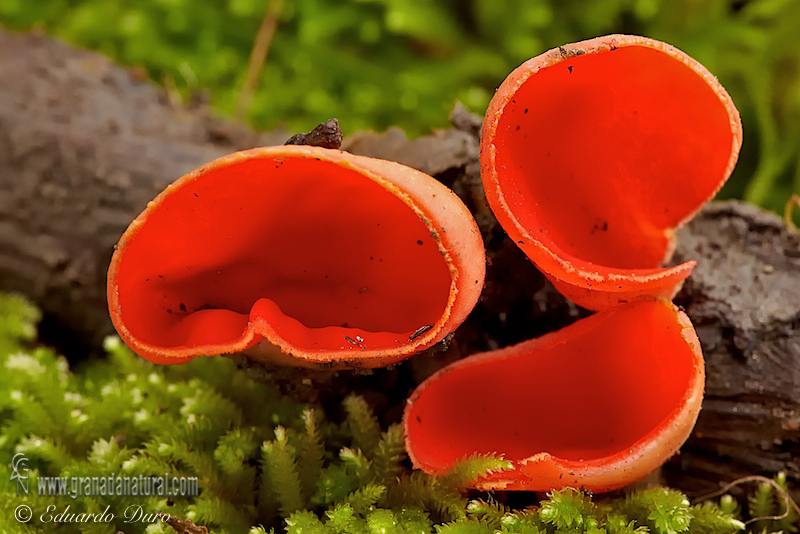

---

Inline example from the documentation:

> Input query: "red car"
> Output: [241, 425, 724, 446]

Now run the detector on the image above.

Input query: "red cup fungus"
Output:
[107, 146, 485, 368]
[403, 298, 705, 492]
[481, 34, 742, 310]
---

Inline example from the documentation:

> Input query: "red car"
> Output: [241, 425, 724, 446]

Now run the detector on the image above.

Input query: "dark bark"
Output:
[285, 118, 343, 149]
[666, 203, 800, 496]
[0, 29, 798, 496]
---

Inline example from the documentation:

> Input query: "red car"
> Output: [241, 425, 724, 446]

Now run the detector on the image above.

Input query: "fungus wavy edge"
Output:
[403, 298, 705, 492]
[480, 34, 743, 310]
[107, 145, 485, 368]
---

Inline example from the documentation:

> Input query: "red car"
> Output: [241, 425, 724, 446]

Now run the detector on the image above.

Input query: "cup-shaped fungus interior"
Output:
[493, 45, 735, 269]
[114, 155, 452, 355]
[406, 300, 699, 475]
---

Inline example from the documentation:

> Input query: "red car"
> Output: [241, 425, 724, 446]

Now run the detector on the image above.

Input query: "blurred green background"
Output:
[1, 0, 799, 213]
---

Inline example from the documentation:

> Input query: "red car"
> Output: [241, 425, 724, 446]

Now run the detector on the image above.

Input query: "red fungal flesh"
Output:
[114, 156, 451, 354]
[405, 299, 701, 489]
[494, 46, 734, 269]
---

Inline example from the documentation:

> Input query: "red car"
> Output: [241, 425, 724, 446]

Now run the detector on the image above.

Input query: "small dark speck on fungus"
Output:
[409, 324, 434, 342]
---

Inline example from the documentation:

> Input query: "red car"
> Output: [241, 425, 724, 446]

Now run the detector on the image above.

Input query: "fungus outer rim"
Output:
[480, 34, 743, 293]
[108, 145, 485, 367]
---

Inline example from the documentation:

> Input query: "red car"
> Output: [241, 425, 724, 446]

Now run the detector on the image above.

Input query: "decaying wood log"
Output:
[667, 203, 800, 496]
[0, 29, 797, 496]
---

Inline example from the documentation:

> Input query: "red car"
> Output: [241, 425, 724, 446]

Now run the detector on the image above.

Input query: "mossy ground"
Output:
[0, 293, 797, 534]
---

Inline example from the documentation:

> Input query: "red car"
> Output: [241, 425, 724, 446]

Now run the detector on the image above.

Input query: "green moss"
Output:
[0, 293, 795, 533]
[0, 1, 798, 212]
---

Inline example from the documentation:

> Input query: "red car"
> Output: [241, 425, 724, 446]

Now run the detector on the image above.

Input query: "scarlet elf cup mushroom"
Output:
[403, 298, 705, 492]
[107, 145, 485, 367]
[480, 34, 742, 310]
